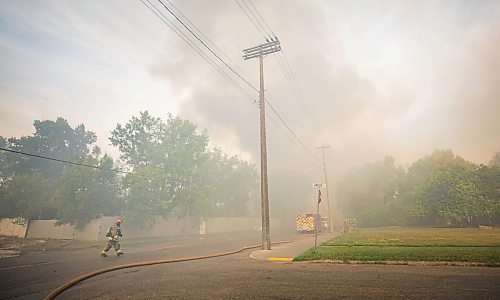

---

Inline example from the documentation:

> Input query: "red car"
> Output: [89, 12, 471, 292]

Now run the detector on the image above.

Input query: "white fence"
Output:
[0, 218, 27, 238]
[1, 216, 282, 241]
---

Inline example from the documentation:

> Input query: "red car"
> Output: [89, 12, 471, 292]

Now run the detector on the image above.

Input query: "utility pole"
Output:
[316, 145, 333, 232]
[243, 38, 281, 250]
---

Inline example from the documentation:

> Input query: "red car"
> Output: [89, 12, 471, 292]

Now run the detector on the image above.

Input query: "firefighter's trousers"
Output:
[103, 240, 120, 252]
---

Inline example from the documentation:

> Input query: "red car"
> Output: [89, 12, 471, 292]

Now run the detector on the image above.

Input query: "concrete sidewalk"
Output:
[250, 232, 340, 262]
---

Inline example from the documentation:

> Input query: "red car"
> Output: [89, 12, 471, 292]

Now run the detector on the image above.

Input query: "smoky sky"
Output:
[1, 0, 499, 185]
[148, 0, 500, 181]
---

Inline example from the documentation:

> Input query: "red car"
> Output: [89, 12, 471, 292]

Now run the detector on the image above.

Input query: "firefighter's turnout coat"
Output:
[106, 225, 122, 241]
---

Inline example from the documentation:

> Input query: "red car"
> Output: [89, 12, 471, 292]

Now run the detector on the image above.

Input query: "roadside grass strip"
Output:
[323, 227, 500, 247]
[294, 227, 500, 266]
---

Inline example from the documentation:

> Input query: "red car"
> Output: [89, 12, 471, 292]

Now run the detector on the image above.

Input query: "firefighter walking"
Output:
[101, 219, 124, 257]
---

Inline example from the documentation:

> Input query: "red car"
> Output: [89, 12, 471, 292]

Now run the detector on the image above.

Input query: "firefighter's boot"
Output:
[117, 250, 124, 256]
[101, 251, 108, 257]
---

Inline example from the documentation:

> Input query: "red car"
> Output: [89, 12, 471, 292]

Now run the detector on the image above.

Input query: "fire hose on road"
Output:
[44, 241, 292, 300]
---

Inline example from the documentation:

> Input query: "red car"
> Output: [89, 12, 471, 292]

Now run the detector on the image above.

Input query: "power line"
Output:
[264, 98, 321, 165]
[247, 0, 275, 37]
[240, 0, 272, 38]
[273, 53, 308, 117]
[239, 1, 314, 120]
[279, 50, 314, 120]
[237, 2, 313, 118]
[164, 0, 256, 86]
[143, 0, 320, 165]
[157, 0, 259, 93]
[243, 0, 314, 122]
[141, 0, 257, 103]
[236, 0, 320, 165]
[235, 0, 268, 39]
[0, 147, 140, 177]
[273, 52, 314, 124]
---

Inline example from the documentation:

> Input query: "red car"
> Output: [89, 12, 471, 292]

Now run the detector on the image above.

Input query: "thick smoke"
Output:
[1, 0, 498, 224]
[149, 0, 500, 183]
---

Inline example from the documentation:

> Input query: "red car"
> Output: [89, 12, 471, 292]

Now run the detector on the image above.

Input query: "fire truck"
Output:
[296, 214, 328, 233]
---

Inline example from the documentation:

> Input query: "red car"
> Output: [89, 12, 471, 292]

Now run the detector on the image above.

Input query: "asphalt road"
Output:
[1, 231, 499, 300]
[0, 231, 295, 299]
[62, 253, 500, 300]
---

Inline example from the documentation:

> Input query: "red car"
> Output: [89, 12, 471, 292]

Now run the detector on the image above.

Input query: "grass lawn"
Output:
[294, 227, 500, 266]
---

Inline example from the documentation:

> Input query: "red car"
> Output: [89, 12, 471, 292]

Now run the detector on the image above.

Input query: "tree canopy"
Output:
[0, 118, 98, 222]
[2, 118, 96, 179]
[337, 156, 406, 227]
[337, 150, 500, 227]
[52, 154, 119, 228]
[0, 113, 259, 228]
[110, 111, 210, 226]
[2, 115, 497, 229]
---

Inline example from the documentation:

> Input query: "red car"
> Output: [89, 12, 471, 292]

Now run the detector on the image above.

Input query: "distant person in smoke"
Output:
[101, 219, 124, 257]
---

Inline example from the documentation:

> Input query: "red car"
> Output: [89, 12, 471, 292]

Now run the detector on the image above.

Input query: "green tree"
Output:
[109, 111, 164, 167]
[2, 118, 96, 179]
[110, 111, 209, 226]
[0, 174, 55, 221]
[0, 118, 97, 223]
[406, 150, 468, 189]
[489, 152, 500, 167]
[473, 164, 500, 224]
[52, 154, 120, 228]
[121, 165, 171, 228]
[406, 150, 484, 225]
[337, 157, 406, 227]
[412, 163, 489, 226]
[190, 148, 258, 218]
